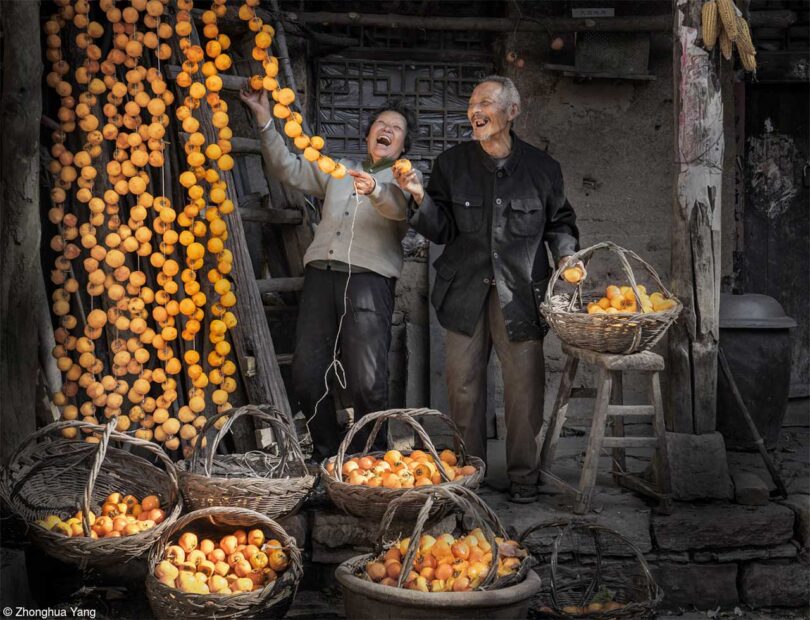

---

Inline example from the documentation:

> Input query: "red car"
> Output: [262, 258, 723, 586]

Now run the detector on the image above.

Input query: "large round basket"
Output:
[176, 405, 315, 518]
[145, 506, 303, 619]
[336, 485, 540, 620]
[321, 408, 485, 521]
[520, 520, 662, 619]
[1, 419, 182, 571]
[540, 241, 682, 354]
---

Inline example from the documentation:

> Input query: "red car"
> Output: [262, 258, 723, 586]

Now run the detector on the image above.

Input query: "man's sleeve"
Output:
[259, 125, 329, 199]
[544, 164, 579, 263]
[409, 156, 456, 245]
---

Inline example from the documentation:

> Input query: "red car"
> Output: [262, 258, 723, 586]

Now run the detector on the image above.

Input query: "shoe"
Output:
[508, 482, 539, 504]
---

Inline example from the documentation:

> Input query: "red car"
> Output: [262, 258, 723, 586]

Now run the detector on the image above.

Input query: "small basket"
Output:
[520, 520, 662, 619]
[321, 408, 485, 521]
[145, 506, 302, 619]
[176, 404, 315, 518]
[1, 419, 182, 571]
[540, 241, 681, 354]
[346, 484, 534, 591]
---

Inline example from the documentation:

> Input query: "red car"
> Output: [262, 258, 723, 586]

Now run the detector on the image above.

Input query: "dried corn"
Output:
[735, 16, 756, 56]
[719, 27, 734, 61]
[739, 49, 757, 72]
[717, 0, 739, 40]
[702, 1, 719, 49]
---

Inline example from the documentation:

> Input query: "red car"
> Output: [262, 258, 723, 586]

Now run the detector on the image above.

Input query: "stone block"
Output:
[653, 503, 794, 551]
[278, 513, 308, 548]
[665, 432, 733, 501]
[732, 471, 769, 506]
[692, 543, 798, 563]
[780, 494, 810, 548]
[652, 562, 738, 609]
[741, 561, 810, 608]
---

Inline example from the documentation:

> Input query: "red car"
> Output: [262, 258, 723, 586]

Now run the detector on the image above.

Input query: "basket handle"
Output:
[189, 404, 307, 478]
[8, 419, 180, 535]
[545, 241, 674, 310]
[376, 485, 506, 590]
[332, 409, 466, 484]
[148, 506, 303, 593]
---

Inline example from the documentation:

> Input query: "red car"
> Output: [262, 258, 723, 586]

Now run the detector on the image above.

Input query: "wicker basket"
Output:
[520, 520, 662, 619]
[176, 404, 315, 518]
[1, 419, 182, 571]
[540, 241, 681, 354]
[145, 506, 302, 619]
[321, 408, 485, 521]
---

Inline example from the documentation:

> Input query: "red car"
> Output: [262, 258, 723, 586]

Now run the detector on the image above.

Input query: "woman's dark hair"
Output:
[364, 98, 417, 154]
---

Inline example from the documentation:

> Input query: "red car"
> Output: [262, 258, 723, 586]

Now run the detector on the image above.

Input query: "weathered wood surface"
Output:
[0, 1, 42, 464]
[282, 10, 796, 33]
[669, 0, 724, 434]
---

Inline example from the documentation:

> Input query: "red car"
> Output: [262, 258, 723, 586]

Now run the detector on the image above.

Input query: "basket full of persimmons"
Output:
[321, 408, 485, 521]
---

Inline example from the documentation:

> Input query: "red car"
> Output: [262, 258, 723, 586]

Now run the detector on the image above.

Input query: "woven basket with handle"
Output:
[1, 418, 182, 571]
[145, 506, 302, 619]
[321, 408, 485, 521]
[540, 241, 681, 354]
[521, 520, 662, 619]
[176, 404, 315, 518]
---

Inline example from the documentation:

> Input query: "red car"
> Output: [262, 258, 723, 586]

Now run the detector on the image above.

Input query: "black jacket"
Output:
[411, 135, 579, 341]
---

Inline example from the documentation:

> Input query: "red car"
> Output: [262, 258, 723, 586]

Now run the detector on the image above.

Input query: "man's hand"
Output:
[557, 256, 587, 282]
[393, 166, 424, 205]
[346, 169, 377, 195]
[239, 83, 271, 128]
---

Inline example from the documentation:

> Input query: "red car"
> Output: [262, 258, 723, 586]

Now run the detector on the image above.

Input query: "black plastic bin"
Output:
[717, 293, 796, 451]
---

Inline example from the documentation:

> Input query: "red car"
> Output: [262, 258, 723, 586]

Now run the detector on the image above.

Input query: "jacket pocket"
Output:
[507, 197, 544, 237]
[452, 194, 484, 233]
[431, 256, 457, 310]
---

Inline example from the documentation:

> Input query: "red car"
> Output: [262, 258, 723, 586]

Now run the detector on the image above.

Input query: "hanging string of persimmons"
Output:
[42, 0, 346, 457]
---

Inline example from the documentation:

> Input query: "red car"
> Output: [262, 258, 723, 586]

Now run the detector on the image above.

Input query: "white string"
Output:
[305, 176, 363, 431]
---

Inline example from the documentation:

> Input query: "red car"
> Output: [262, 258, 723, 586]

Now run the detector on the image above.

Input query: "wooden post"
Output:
[669, 0, 724, 434]
[0, 0, 43, 463]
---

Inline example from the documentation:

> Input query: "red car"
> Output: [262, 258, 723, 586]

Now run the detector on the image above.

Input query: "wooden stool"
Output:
[540, 343, 673, 515]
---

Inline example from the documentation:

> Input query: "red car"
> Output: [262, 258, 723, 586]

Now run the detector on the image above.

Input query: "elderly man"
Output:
[241, 87, 419, 461]
[395, 76, 579, 502]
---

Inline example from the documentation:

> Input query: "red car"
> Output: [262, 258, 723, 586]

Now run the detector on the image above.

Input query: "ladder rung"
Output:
[601, 436, 658, 448]
[607, 405, 655, 417]
[257, 277, 305, 294]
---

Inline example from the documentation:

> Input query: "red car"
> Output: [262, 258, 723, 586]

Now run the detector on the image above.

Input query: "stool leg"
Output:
[540, 355, 579, 471]
[575, 367, 612, 514]
[649, 371, 673, 514]
[610, 370, 626, 484]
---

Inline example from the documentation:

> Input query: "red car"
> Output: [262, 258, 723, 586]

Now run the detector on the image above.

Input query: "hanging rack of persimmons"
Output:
[43, 0, 347, 459]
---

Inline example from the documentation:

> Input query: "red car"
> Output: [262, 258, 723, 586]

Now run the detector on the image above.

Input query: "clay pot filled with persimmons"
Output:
[146, 506, 302, 619]
[335, 485, 541, 620]
[321, 409, 485, 521]
[1, 419, 182, 572]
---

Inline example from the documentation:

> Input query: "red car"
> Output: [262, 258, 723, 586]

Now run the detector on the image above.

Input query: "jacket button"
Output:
[464, 201, 470, 207]
[497, 171, 504, 178]
[483, 277, 490, 285]
[329, 250, 334, 255]
[493, 251, 499, 259]
[336, 231, 341, 236]
[495, 198, 502, 205]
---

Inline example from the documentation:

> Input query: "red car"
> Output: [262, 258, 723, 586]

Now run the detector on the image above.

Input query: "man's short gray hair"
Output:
[477, 75, 521, 115]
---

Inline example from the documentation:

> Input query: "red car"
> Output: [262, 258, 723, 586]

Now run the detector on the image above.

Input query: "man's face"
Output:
[468, 82, 516, 142]
[366, 110, 407, 162]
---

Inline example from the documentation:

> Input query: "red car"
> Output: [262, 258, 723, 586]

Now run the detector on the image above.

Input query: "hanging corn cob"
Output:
[716, 0, 739, 40]
[701, 0, 756, 73]
[702, 1, 719, 50]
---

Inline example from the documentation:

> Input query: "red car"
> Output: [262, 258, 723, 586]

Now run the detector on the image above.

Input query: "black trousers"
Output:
[292, 265, 395, 461]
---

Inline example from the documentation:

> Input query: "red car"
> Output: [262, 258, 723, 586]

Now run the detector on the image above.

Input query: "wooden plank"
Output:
[282, 10, 796, 33]
[240, 207, 303, 225]
[669, 0, 724, 434]
[607, 404, 655, 417]
[575, 367, 612, 514]
[748, 51, 810, 83]
[0, 0, 42, 464]
[540, 355, 579, 470]
[230, 137, 262, 155]
[610, 370, 626, 483]
[256, 277, 305, 294]
[601, 437, 658, 448]
[184, 20, 293, 428]
[615, 472, 667, 500]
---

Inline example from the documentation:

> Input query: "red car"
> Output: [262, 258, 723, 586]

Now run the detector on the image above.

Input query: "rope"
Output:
[305, 179, 362, 432]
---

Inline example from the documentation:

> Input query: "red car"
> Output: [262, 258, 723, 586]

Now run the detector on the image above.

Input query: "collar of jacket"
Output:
[475, 130, 523, 175]
[363, 157, 396, 174]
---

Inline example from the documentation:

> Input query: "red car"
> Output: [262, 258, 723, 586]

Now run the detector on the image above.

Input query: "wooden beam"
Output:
[282, 10, 796, 33]
[240, 207, 303, 225]
[256, 277, 305, 294]
[0, 0, 42, 464]
[230, 137, 262, 155]
[669, 0, 724, 434]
